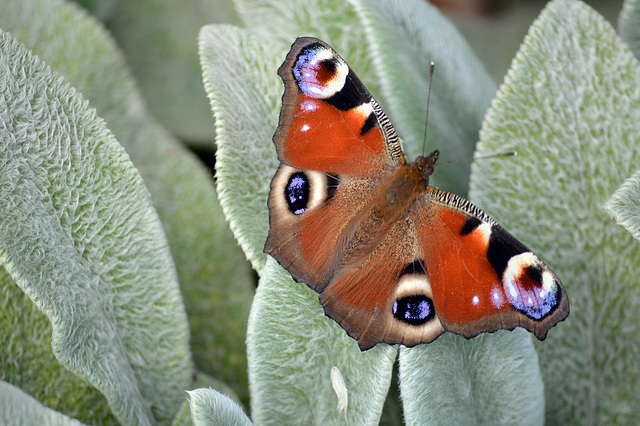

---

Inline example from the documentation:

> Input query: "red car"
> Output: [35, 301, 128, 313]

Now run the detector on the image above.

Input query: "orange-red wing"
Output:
[273, 37, 405, 176]
[417, 188, 569, 340]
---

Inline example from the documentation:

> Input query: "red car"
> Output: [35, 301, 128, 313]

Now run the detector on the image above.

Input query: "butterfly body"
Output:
[265, 37, 569, 350]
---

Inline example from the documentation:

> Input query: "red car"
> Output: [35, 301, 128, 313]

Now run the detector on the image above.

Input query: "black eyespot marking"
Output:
[325, 69, 370, 111]
[320, 56, 339, 75]
[461, 216, 482, 235]
[360, 112, 377, 136]
[487, 224, 530, 279]
[393, 295, 435, 326]
[507, 265, 557, 320]
[399, 259, 427, 277]
[285, 172, 310, 215]
[524, 264, 544, 290]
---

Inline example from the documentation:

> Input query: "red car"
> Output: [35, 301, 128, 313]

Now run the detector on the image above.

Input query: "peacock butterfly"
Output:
[264, 37, 569, 351]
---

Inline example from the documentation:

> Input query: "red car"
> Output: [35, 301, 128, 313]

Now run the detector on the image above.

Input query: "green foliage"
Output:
[3, 0, 640, 423]
[0, 381, 86, 426]
[619, 0, 640, 59]
[247, 260, 397, 424]
[72, 0, 241, 144]
[472, 0, 640, 423]
[351, 0, 496, 195]
[0, 0, 253, 423]
[0, 28, 191, 423]
[187, 388, 252, 425]
[604, 170, 640, 242]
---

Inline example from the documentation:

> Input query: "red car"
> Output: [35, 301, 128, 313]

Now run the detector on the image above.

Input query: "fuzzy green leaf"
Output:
[604, 170, 640, 242]
[619, 0, 640, 59]
[0, 29, 190, 424]
[248, 259, 397, 424]
[350, 0, 496, 196]
[470, 0, 640, 423]
[199, 24, 282, 272]
[73, 0, 241, 144]
[0, 267, 117, 423]
[0, 380, 86, 426]
[236, 0, 384, 99]
[0, 0, 254, 405]
[187, 388, 253, 426]
[399, 332, 543, 425]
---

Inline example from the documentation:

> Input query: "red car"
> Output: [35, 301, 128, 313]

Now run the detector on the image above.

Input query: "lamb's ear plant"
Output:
[3, 0, 640, 423]
[0, 26, 191, 424]
[199, 0, 640, 424]
[71, 0, 242, 144]
[472, 1, 640, 423]
[608, 0, 640, 244]
[0, 0, 253, 424]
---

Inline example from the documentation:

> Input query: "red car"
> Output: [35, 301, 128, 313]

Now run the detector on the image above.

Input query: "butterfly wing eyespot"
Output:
[419, 188, 569, 341]
[265, 37, 569, 350]
[272, 37, 406, 176]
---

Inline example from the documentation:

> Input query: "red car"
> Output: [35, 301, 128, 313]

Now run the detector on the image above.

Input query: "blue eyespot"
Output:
[393, 295, 434, 326]
[285, 172, 310, 215]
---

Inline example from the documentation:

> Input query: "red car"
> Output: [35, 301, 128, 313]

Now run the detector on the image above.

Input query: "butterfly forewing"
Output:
[273, 37, 405, 176]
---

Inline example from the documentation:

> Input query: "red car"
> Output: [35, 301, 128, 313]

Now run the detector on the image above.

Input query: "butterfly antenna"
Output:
[438, 151, 518, 166]
[422, 62, 435, 157]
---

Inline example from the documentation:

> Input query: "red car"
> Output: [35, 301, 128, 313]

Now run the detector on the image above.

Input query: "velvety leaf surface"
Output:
[470, 0, 640, 423]
[248, 259, 397, 425]
[235, 0, 381, 97]
[619, 0, 640, 59]
[399, 332, 543, 425]
[172, 372, 245, 426]
[199, 25, 282, 272]
[0, 268, 117, 423]
[0, 380, 87, 426]
[0, 29, 190, 424]
[604, 170, 640, 242]
[350, 0, 496, 196]
[0, 0, 254, 405]
[188, 388, 253, 426]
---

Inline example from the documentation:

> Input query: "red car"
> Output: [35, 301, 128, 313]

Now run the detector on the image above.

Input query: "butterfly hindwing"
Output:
[318, 188, 568, 350]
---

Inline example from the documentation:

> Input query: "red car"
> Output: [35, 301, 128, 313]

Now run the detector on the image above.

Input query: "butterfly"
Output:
[264, 37, 569, 351]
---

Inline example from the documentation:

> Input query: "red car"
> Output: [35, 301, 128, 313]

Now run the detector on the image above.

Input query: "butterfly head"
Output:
[414, 149, 440, 183]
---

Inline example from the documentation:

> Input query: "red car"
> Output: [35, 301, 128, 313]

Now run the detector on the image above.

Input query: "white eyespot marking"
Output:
[269, 165, 329, 220]
[390, 273, 444, 342]
[503, 252, 559, 320]
[352, 102, 373, 119]
[490, 286, 505, 308]
[293, 47, 348, 99]
[394, 274, 432, 298]
[301, 99, 319, 112]
[472, 295, 480, 306]
[301, 124, 310, 132]
[476, 222, 492, 245]
[331, 366, 348, 414]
